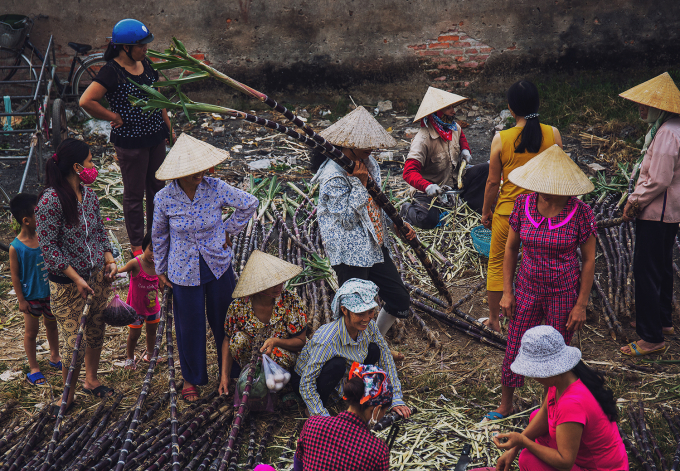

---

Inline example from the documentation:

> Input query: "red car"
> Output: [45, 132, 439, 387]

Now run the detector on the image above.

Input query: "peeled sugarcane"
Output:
[409, 308, 440, 349]
[42, 292, 93, 469]
[253, 420, 276, 468]
[136, 42, 453, 307]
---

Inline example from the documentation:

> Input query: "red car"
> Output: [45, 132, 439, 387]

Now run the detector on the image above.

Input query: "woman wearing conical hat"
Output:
[481, 145, 597, 424]
[218, 250, 307, 403]
[401, 87, 490, 228]
[152, 133, 259, 402]
[309, 106, 416, 358]
[619, 72, 680, 357]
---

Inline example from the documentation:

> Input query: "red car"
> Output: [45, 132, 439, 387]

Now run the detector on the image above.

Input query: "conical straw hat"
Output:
[413, 87, 469, 122]
[508, 145, 594, 196]
[155, 133, 230, 180]
[619, 72, 680, 114]
[231, 250, 303, 298]
[319, 106, 397, 149]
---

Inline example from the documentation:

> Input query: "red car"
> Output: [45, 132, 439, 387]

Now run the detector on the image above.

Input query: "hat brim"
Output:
[510, 346, 581, 378]
[138, 33, 154, 44]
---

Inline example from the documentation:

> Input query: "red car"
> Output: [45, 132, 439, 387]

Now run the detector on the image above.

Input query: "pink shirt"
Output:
[126, 257, 160, 317]
[547, 379, 628, 471]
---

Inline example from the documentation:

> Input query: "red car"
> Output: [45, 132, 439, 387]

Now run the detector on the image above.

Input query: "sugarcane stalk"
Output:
[177, 413, 231, 470]
[276, 420, 304, 469]
[638, 401, 666, 471]
[597, 236, 615, 309]
[226, 433, 242, 471]
[42, 292, 93, 469]
[393, 318, 406, 344]
[195, 424, 229, 471]
[114, 287, 170, 471]
[243, 420, 258, 470]
[319, 279, 332, 325]
[7, 408, 49, 471]
[661, 408, 680, 442]
[597, 217, 624, 228]
[166, 303, 180, 471]
[592, 278, 617, 340]
[0, 418, 21, 456]
[626, 410, 654, 471]
[634, 404, 658, 471]
[619, 424, 647, 468]
[239, 216, 255, 274]
[409, 308, 440, 349]
[310, 281, 321, 332]
[253, 420, 276, 467]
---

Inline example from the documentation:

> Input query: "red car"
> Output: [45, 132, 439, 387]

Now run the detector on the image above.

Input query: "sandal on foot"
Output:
[621, 341, 666, 357]
[123, 359, 136, 370]
[142, 352, 165, 363]
[479, 411, 505, 424]
[49, 401, 75, 419]
[48, 360, 63, 371]
[281, 392, 303, 411]
[26, 372, 47, 386]
[181, 386, 200, 402]
[391, 350, 405, 361]
[82, 385, 115, 397]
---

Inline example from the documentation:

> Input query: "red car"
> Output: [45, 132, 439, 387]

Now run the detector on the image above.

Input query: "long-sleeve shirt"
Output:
[294, 317, 405, 416]
[152, 177, 258, 286]
[629, 117, 680, 223]
[35, 186, 112, 279]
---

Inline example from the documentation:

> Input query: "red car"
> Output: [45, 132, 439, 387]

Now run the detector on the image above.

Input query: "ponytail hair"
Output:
[572, 361, 618, 422]
[41, 138, 90, 226]
[343, 375, 393, 412]
[506, 80, 543, 154]
[103, 42, 120, 61]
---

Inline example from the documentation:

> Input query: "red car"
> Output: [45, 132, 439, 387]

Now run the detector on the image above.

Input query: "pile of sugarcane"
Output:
[620, 401, 679, 471]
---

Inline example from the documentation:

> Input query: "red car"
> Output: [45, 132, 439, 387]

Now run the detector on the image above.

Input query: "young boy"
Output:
[9, 193, 61, 386]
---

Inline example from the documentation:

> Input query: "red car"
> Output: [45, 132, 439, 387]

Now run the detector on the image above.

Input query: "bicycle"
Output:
[0, 14, 108, 147]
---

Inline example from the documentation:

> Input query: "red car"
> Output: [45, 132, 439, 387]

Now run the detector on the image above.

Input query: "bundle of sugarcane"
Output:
[624, 402, 666, 471]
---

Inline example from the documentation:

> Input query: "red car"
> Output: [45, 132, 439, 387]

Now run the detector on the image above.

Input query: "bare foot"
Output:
[621, 339, 665, 355]
[630, 321, 674, 334]
[391, 350, 405, 361]
[482, 318, 501, 333]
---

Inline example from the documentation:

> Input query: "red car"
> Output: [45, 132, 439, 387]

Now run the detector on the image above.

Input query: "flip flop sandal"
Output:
[479, 411, 505, 424]
[621, 341, 666, 357]
[181, 386, 200, 402]
[142, 353, 166, 364]
[49, 400, 75, 419]
[82, 385, 115, 397]
[49, 360, 63, 371]
[26, 372, 47, 387]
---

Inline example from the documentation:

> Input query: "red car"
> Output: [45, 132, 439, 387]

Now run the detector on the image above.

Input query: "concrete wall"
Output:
[6, 0, 680, 101]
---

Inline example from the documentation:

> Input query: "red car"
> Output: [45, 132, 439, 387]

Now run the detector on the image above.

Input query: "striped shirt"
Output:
[294, 317, 405, 416]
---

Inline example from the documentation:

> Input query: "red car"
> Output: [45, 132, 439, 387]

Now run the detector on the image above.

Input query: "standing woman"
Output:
[483, 145, 596, 422]
[620, 72, 680, 356]
[80, 19, 174, 256]
[309, 106, 416, 348]
[35, 138, 118, 414]
[481, 80, 562, 333]
[153, 134, 258, 402]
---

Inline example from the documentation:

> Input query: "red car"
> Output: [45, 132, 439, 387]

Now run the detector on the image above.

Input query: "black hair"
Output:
[142, 232, 152, 251]
[9, 193, 38, 223]
[309, 149, 329, 174]
[41, 138, 90, 226]
[506, 80, 543, 154]
[571, 361, 618, 422]
[103, 42, 120, 61]
[343, 375, 392, 411]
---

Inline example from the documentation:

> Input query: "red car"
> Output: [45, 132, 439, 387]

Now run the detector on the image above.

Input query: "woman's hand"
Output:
[566, 304, 586, 331]
[481, 210, 493, 229]
[75, 277, 94, 299]
[391, 405, 412, 418]
[110, 113, 124, 129]
[351, 160, 369, 187]
[158, 274, 171, 290]
[495, 448, 521, 471]
[493, 432, 525, 451]
[499, 291, 516, 320]
[394, 223, 417, 242]
[218, 374, 231, 396]
[260, 338, 280, 356]
[103, 260, 118, 282]
[224, 232, 233, 249]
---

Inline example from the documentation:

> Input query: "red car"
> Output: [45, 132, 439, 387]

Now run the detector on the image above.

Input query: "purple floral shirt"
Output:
[152, 177, 258, 287]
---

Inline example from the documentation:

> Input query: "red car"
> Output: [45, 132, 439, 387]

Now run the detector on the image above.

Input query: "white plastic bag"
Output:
[262, 354, 291, 392]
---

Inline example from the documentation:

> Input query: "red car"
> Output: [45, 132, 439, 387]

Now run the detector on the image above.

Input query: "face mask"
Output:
[77, 165, 98, 185]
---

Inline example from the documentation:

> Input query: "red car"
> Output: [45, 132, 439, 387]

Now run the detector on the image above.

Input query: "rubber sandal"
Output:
[182, 386, 200, 402]
[142, 352, 166, 364]
[123, 359, 136, 370]
[50, 401, 76, 419]
[48, 360, 63, 371]
[82, 385, 115, 397]
[26, 372, 47, 386]
[621, 341, 666, 357]
[479, 411, 505, 424]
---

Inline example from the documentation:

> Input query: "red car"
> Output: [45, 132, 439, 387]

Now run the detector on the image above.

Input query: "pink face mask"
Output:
[77, 165, 99, 185]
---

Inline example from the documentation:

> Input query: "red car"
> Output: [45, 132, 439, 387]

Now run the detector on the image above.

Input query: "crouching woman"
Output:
[292, 278, 411, 418]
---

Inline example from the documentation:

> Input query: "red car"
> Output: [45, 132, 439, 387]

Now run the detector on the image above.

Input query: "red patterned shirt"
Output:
[509, 193, 597, 295]
[35, 186, 112, 279]
[294, 411, 389, 471]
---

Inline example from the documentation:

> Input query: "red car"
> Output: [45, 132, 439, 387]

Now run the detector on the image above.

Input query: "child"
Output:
[117, 232, 161, 369]
[8, 193, 61, 386]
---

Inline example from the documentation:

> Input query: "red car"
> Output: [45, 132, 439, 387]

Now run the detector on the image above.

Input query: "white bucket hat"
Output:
[510, 325, 582, 378]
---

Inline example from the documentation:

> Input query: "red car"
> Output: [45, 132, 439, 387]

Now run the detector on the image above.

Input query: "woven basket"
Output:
[471, 225, 491, 257]
[0, 15, 31, 50]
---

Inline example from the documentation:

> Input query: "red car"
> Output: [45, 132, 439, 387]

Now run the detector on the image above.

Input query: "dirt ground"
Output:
[0, 93, 679, 469]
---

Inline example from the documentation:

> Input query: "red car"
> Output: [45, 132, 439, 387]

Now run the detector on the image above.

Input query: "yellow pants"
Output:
[487, 213, 510, 292]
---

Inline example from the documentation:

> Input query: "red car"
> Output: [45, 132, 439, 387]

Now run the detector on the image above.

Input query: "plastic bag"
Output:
[101, 288, 138, 326]
[235, 361, 276, 412]
[108, 230, 128, 287]
[262, 354, 291, 392]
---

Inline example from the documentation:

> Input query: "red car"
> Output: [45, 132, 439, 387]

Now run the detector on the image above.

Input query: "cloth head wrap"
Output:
[330, 278, 379, 320]
[345, 362, 393, 407]
[640, 107, 672, 158]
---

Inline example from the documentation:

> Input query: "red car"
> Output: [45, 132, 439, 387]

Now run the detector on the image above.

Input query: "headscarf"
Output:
[421, 110, 457, 141]
[331, 278, 379, 320]
[344, 362, 393, 406]
[640, 107, 672, 158]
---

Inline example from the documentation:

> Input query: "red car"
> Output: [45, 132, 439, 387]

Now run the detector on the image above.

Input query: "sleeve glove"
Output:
[425, 184, 443, 197]
[461, 149, 472, 163]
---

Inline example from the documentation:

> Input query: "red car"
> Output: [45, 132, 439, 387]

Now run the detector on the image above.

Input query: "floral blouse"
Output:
[35, 186, 112, 279]
[152, 176, 258, 287]
[311, 157, 392, 267]
[224, 289, 307, 369]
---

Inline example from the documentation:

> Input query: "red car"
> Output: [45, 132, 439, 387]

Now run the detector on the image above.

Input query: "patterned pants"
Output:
[502, 286, 577, 388]
[49, 270, 111, 366]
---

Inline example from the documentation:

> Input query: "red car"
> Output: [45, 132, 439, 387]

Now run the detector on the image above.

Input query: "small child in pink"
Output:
[118, 233, 160, 369]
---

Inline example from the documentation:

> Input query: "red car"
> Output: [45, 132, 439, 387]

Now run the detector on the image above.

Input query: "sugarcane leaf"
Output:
[153, 73, 211, 87]
[152, 60, 196, 71]
[178, 91, 192, 122]
[128, 78, 167, 101]
[172, 37, 188, 55]
[147, 49, 178, 61]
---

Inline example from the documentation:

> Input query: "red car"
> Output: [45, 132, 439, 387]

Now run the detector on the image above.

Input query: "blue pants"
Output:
[172, 257, 235, 386]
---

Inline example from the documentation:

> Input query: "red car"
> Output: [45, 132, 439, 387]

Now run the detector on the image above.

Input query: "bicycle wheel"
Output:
[0, 46, 37, 113]
[72, 54, 108, 118]
[52, 97, 67, 150]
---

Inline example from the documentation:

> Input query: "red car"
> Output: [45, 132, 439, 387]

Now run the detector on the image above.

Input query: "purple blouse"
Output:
[152, 177, 258, 287]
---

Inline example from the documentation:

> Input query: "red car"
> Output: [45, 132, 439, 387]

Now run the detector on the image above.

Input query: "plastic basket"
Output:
[0, 15, 31, 50]
[470, 225, 491, 257]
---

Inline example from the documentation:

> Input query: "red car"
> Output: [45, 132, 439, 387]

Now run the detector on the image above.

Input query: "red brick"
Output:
[506, 45, 517, 50]
[433, 76, 447, 81]
[428, 42, 449, 48]
[461, 61, 479, 68]
[480, 47, 493, 53]
[437, 35, 459, 42]
[465, 48, 478, 54]
[454, 41, 472, 47]
[458, 35, 469, 40]
[469, 54, 490, 62]
[408, 44, 427, 50]
[437, 64, 458, 69]
[441, 48, 465, 55]
[456, 56, 466, 62]
[191, 53, 205, 61]
[416, 50, 442, 56]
